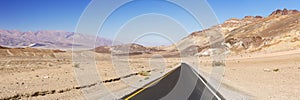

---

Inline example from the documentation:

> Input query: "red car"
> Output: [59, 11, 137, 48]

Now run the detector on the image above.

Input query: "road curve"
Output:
[121, 63, 225, 100]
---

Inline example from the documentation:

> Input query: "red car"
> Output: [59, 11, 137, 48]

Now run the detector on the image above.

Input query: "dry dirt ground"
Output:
[0, 49, 300, 100]
[200, 49, 300, 100]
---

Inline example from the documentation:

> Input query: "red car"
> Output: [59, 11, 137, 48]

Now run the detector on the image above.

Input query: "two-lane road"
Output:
[122, 63, 225, 100]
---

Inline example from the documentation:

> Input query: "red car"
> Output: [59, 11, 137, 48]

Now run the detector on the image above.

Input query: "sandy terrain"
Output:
[0, 48, 299, 100]
[200, 49, 300, 100]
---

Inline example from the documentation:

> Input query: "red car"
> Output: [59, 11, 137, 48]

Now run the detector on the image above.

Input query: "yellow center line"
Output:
[124, 68, 178, 100]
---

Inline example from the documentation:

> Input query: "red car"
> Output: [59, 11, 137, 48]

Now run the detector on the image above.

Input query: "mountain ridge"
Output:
[0, 30, 114, 49]
[167, 8, 300, 56]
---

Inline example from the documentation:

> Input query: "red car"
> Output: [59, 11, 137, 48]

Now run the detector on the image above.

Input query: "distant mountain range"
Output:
[2, 8, 300, 56]
[0, 30, 115, 49]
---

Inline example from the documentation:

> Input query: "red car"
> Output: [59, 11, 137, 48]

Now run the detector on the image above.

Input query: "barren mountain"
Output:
[224, 9, 300, 54]
[0, 30, 114, 49]
[93, 9, 300, 56]
[169, 8, 300, 56]
[94, 43, 164, 55]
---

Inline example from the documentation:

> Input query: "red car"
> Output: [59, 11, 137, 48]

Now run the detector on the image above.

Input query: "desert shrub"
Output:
[167, 65, 173, 68]
[138, 71, 150, 76]
[212, 61, 225, 66]
[273, 68, 279, 72]
[73, 63, 80, 68]
[48, 63, 53, 67]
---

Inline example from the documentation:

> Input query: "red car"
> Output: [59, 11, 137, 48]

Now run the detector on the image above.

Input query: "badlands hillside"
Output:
[95, 9, 300, 57]
[167, 8, 300, 56]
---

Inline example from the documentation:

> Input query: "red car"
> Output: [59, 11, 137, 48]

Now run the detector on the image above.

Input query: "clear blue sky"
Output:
[0, 0, 300, 45]
[0, 0, 91, 31]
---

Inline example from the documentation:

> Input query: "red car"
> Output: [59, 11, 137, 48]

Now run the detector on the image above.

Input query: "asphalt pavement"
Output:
[122, 63, 225, 100]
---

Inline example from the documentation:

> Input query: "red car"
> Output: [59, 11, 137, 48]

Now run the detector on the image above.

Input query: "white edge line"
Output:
[183, 62, 222, 100]
[191, 69, 222, 100]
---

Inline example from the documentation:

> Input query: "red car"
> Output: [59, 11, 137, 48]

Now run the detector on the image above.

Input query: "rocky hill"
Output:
[169, 8, 300, 56]
[269, 8, 299, 16]
[224, 9, 300, 54]
[94, 43, 164, 55]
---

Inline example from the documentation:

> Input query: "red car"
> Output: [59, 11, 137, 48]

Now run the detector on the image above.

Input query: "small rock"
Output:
[43, 76, 50, 79]
[48, 63, 53, 67]
[263, 68, 271, 72]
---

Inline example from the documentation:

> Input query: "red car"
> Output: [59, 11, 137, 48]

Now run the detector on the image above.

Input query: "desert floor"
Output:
[0, 50, 300, 100]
